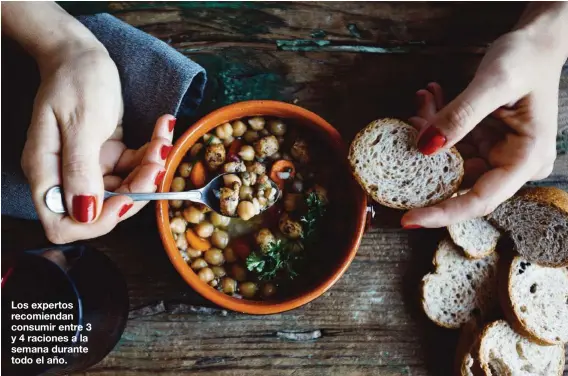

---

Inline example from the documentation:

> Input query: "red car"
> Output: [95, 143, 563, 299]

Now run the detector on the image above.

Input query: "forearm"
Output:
[515, 2, 568, 62]
[1, 2, 105, 69]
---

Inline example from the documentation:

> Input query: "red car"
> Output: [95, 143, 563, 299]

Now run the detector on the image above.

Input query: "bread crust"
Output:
[478, 320, 566, 376]
[499, 255, 568, 346]
[348, 118, 464, 209]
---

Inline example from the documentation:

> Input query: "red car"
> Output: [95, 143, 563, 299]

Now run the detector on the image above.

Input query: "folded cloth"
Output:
[1, 13, 206, 220]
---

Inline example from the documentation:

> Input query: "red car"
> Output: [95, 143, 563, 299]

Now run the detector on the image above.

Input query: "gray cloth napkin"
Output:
[1, 13, 206, 220]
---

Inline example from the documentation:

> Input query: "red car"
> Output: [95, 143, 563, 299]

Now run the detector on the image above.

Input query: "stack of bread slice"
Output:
[349, 118, 568, 375]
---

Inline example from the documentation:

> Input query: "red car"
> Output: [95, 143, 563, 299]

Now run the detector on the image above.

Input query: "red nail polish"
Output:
[418, 126, 446, 155]
[155, 170, 166, 186]
[119, 203, 133, 218]
[403, 224, 423, 229]
[160, 145, 172, 160]
[168, 118, 176, 132]
[72, 195, 97, 223]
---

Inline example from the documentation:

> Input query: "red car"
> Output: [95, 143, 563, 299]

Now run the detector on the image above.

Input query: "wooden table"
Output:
[4, 2, 568, 375]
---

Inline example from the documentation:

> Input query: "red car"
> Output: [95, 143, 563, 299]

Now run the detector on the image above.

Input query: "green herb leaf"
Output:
[300, 192, 327, 243]
[245, 239, 301, 280]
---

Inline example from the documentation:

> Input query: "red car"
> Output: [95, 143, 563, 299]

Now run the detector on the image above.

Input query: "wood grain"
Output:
[4, 2, 568, 375]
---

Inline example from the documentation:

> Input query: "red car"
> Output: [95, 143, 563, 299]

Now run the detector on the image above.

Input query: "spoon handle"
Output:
[44, 186, 202, 214]
[103, 190, 202, 201]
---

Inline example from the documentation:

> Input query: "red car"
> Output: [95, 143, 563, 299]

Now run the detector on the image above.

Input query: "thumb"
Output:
[61, 126, 105, 223]
[417, 76, 511, 155]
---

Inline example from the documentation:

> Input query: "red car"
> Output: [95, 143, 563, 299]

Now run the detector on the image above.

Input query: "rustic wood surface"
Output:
[4, 2, 568, 375]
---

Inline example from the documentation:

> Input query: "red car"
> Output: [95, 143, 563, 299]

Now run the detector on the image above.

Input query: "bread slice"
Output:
[477, 320, 565, 376]
[421, 238, 499, 329]
[448, 217, 501, 258]
[501, 256, 568, 345]
[456, 318, 484, 376]
[348, 118, 464, 209]
[488, 187, 568, 267]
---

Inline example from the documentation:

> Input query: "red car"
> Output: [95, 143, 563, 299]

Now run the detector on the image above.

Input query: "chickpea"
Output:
[240, 172, 256, 187]
[223, 247, 238, 263]
[258, 197, 268, 208]
[187, 248, 202, 258]
[243, 130, 260, 144]
[290, 138, 310, 163]
[183, 206, 205, 224]
[230, 264, 247, 282]
[211, 229, 229, 249]
[239, 281, 258, 298]
[223, 160, 246, 173]
[178, 162, 192, 178]
[270, 151, 282, 160]
[223, 174, 242, 187]
[221, 277, 237, 294]
[238, 145, 255, 161]
[171, 177, 186, 192]
[237, 201, 256, 221]
[239, 185, 254, 200]
[248, 116, 265, 131]
[190, 143, 204, 158]
[262, 283, 277, 298]
[279, 213, 303, 239]
[170, 217, 187, 234]
[204, 248, 225, 266]
[256, 174, 269, 186]
[211, 266, 226, 278]
[171, 199, 183, 209]
[191, 258, 208, 271]
[254, 135, 279, 158]
[198, 267, 215, 283]
[247, 162, 266, 175]
[252, 198, 261, 215]
[231, 120, 247, 137]
[215, 122, 233, 140]
[210, 279, 219, 287]
[176, 233, 188, 250]
[210, 212, 231, 228]
[195, 221, 214, 238]
[255, 228, 275, 251]
[267, 119, 286, 136]
[203, 133, 221, 145]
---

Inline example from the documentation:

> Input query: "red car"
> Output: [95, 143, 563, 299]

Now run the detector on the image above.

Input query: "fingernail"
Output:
[119, 203, 133, 218]
[160, 145, 172, 160]
[72, 195, 97, 223]
[418, 126, 446, 155]
[168, 118, 176, 132]
[155, 170, 166, 186]
[416, 91, 424, 106]
[403, 224, 422, 229]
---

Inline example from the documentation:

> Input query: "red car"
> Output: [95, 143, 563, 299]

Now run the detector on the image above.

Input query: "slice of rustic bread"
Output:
[448, 217, 501, 259]
[477, 320, 565, 376]
[488, 187, 568, 267]
[348, 118, 464, 209]
[501, 256, 568, 345]
[456, 318, 484, 376]
[421, 238, 499, 329]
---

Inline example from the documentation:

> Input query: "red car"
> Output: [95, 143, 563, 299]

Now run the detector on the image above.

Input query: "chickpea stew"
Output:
[168, 116, 331, 301]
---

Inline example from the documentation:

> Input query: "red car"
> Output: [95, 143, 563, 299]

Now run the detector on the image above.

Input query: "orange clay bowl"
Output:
[156, 100, 367, 314]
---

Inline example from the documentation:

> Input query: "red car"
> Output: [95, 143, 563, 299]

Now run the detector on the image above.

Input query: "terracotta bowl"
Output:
[156, 100, 367, 314]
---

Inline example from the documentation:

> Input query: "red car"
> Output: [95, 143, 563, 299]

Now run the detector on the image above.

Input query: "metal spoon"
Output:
[44, 173, 281, 217]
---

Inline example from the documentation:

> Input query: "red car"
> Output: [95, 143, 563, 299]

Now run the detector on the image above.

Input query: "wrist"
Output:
[33, 22, 107, 74]
[515, 3, 568, 64]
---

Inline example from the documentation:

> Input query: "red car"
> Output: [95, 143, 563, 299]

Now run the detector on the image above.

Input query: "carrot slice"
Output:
[185, 228, 211, 251]
[190, 161, 207, 188]
[231, 237, 251, 260]
[227, 139, 242, 160]
[269, 160, 296, 189]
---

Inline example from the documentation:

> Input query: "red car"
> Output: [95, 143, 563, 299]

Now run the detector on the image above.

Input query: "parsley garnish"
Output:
[245, 240, 299, 280]
[300, 192, 327, 243]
